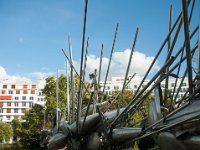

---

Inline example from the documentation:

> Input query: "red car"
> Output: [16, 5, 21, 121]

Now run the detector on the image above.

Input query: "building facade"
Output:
[0, 80, 46, 122]
[100, 75, 189, 100]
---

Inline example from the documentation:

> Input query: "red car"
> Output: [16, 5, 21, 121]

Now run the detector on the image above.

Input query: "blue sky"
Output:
[0, 0, 199, 82]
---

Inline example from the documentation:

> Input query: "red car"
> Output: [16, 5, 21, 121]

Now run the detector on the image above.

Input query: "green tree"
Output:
[43, 74, 91, 125]
[0, 122, 13, 142]
[11, 104, 44, 149]
[43, 74, 67, 123]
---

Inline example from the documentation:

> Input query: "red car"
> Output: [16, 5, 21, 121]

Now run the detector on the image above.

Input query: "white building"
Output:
[0, 80, 46, 122]
[100, 75, 189, 100]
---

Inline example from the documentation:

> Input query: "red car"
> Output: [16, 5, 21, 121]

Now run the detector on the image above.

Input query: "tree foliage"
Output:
[43, 74, 91, 124]
[11, 104, 44, 148]
[0, 122, 13, 142]
[42, 74, 67, 123]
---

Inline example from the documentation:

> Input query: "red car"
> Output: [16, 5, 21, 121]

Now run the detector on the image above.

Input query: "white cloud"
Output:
[28, 71, 55, 81]
[0, 66, 32, 83]
[73, 49, 160, 81]
[0, 66, 7, 79]
[0, 49, 160, 83]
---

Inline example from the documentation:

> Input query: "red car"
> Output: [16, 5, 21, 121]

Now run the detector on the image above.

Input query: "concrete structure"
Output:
[0, 80, 46, 122]
[100, 75, 189, 100]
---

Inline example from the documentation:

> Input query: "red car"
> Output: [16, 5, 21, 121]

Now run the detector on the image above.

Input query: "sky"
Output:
[0, 0, 199, 83]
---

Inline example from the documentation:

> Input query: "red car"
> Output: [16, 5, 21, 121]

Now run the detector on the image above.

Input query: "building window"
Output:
[6, 116, 10, 120]
[29, 103, 32, 108]
[14, 116, 18, 120]
[16, 90, 20, 94]
[22, 102, 26, 107]
[14, 109, 18, 113]
[9, 90, 13, 94]
[109, 91, 112, 95]
[0, 102, 3, 107]
[0, 108, 3, 113]
[3, 85, 7, 89]
[182, 82, 187, 86]
[23, 90, 28, 94]
[22, 109, 26, 113]
[22, 96, 26, 100]
[14, 97, 19, 100]
[1, 90, 6, 94]
[6, 109, 11, 113]
[142, 85, 146, 88]
[14, 103, 18, 107]
[38, 98, 40, 102]
[114, 86, 119, 90]
[32, 85, 36, 89]
[31, 90, 35, 94]
[30, 97, 34, 100]
[134, 85, 137, 89]
[7, 102, 11, 107]
[11, 85, 15, 89]
[39, 91, 42, 96]
[23, 84, 28, 89]
[171, 83, 175, 87]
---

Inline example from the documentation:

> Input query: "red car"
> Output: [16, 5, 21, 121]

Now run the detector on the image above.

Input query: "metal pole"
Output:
[77, 0, 88, 135]
[164, 4, 173, 102]
[182, 0, 193, 94]
[82, 37, 89, 84]
[132, 0, 191, 100]
[198, 21, 200, 74]
[117, 28, 139, 115]
[126, 43, 198, 123]
[66, 61, 70, 121]
[112, 57, 176, 126]
[102, 23, 119, 95]
[98, 44, 103, 102]
[56, 70, 59, 130]
[62, 49, 90, 94]
[68, 35, 75, 123]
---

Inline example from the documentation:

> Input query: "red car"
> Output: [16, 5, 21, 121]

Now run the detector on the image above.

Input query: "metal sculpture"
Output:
[40, 0, 200, 149]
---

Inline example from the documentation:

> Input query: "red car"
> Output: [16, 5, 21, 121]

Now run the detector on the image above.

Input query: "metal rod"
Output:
[66, 61, 70, 121]
[132, 0, 191, 103]
[82, 37, 89, 84]
[62, 49, 90, 93]
[102, 23, 119, 95]
[114, 41, 198, 126]
[198, 21, 200, 74]
[56, 70, 59, 130]
[132, 7, 183, 103]
[112, 12, 185, 124]
[126, 43, 198, 123]
[117, 28, 139, 115]
[98, 44, 103, 102]
[182, 0, 193, 94]
[172, 48, 185, 101]
[77, 0, 89, 135]
[112, 57, 176, 126]
[171, 25, 199, 101]
[103, 73, 136, 113]
[81, 92, 94, 131]
[68, 35, 75, 123]
[164, 4, 173, 102]
[164, 15, 183, 106]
